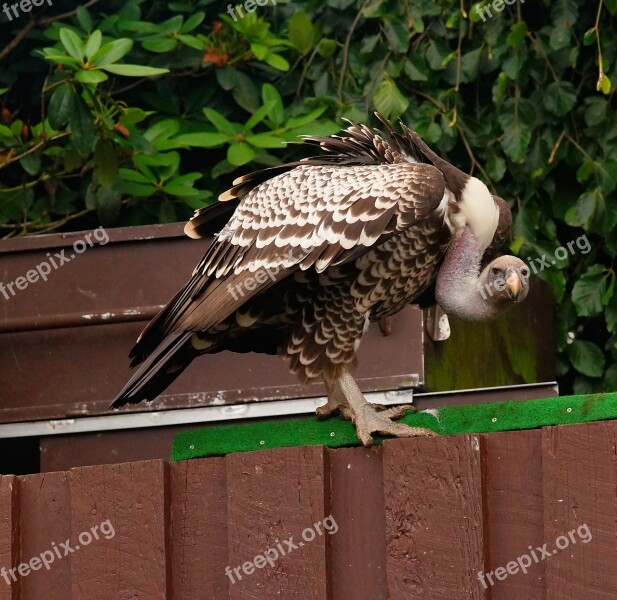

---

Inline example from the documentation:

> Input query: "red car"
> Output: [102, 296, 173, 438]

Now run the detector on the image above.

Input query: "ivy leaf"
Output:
[404, 54, 429, 81]
[373, 78, 409, 119]
[507, 22, 528, 48]
[571, 264, 608, 316]
[544, 81, 577, 116]
[498, 112, 532, 163]
[569, 340, 605, 377]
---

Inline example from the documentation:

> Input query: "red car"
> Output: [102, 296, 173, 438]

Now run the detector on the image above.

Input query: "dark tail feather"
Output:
[112, 331, 195, 408]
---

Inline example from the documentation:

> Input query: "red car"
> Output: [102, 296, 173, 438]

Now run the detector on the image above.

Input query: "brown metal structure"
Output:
[0, 223, 554, 423]
[0, 421, 612, 599]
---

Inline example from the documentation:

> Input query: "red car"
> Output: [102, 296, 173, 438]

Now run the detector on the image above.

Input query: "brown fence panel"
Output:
[226, 446, 330, 600]
[0, 476, 19, 600]
[543, 422, 617, 599]
[328, 446, 387, 600]
[68, 460, 170, 600]
[383, 435, 487, 600]
[170, 458, 228, 600]
[482, 430, 545, 599]
[19, 473, 71, 600]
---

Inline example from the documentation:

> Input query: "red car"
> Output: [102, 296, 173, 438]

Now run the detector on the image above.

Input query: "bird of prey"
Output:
[112, 114, 529, 446]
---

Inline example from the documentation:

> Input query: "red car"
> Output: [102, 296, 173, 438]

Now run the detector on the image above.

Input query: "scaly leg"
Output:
[317, 368, 434, 446]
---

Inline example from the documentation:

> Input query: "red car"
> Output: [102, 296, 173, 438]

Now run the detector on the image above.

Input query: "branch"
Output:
[0, 0, 103, 64]
[0, 132, 70, 171]
[338, 0, 368, 102]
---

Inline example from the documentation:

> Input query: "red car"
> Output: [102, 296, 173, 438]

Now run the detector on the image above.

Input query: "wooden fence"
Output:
[0, 420, 615, 599]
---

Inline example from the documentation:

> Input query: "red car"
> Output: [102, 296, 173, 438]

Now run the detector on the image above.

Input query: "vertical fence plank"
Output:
[170, 458, 228, 599]
[0, 476, 19, 600]
[226, 446, 329, 599]
[482, 430, 545, 599]
[69, 460, 170, 600]
[543, 422, 617, 599]
[383, 434, 487, 600]
[19, 473, 71, 600]
[329, 446, 387, 600]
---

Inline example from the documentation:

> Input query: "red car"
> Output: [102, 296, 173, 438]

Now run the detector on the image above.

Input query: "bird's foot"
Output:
[370, 403, 417, 418]
[321, 369, 434, 446]
[316, 400, 416, 421]
[351, 402, 434, 447]
[316, 397, 346, 420]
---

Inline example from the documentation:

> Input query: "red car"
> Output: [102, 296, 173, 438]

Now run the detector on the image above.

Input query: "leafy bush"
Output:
[0, 0, 616, 392]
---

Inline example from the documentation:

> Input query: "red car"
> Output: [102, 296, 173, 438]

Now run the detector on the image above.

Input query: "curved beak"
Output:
[505, 270, 522, 301]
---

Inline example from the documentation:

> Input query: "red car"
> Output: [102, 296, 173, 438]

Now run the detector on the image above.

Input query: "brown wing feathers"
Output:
[113, 117, 456, 408]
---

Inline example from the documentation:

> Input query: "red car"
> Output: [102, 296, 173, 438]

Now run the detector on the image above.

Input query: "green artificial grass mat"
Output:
[171, 392, 617, 460]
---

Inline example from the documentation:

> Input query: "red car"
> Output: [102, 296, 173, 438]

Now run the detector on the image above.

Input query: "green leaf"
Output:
[245, 101, 274, 131]
[289, 12, 315, 53]
[572, 264, 608, 316]
[158, 201, 177, 222]
[565, 190, 598, 229]
[119, 168, 155, 184]
[101, 64, 169, 77]
[203, 108, 237, 135]
[142, 37, 178, 53]
[68, 95, 96, 154]
[373, 78, 409, 119]
[85, 30, 102, 59]
[507, 22, 528, 48]
[76, 6, 93, 32]
[264, 53, 290, 72]
[317, 39, 337, 58]
[162, 180, 199, 197]
[47, 84, 76, 130]
[583, 28, 596, 46]
[246, 133, 286, 148]
[227, 142, 255, 166]
[404, 54, 429, 81]
[569, 340, 605, 377]
[584, 97, 607, 126]
[598, 73, 612, 95]
[42, 54, 81, 67]
[178, 35, 203, 51]
[75, 69, 108, 84]
[262, 84, 284, 126]
[90, 39, 133, 67]
[181, 12, 205, 33]
[86, 185, 121, 224]
[93, 138, 119, 187]
[59, 28, 85, 61]
[498, 114, 532, 163]
[20, 154, 40, 176]
[544, 81, 577, 116]
[285, 107, 327, 129]
[172, 132, 231, 148]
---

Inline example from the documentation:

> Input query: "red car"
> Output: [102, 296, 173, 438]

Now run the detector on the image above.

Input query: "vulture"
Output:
[112, 114, 529, 446]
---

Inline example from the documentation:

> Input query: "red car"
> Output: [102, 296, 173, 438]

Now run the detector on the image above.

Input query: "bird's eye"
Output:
[492, 268, 500, 276]
[520, 268, 529, 277]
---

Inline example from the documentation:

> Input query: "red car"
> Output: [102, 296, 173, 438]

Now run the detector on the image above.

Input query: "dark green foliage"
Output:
[0, 0, 615, 392]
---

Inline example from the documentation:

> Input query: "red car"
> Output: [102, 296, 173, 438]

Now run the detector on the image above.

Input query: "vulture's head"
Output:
[436, 226, 530, 322]
[479, 256, 530, 307]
